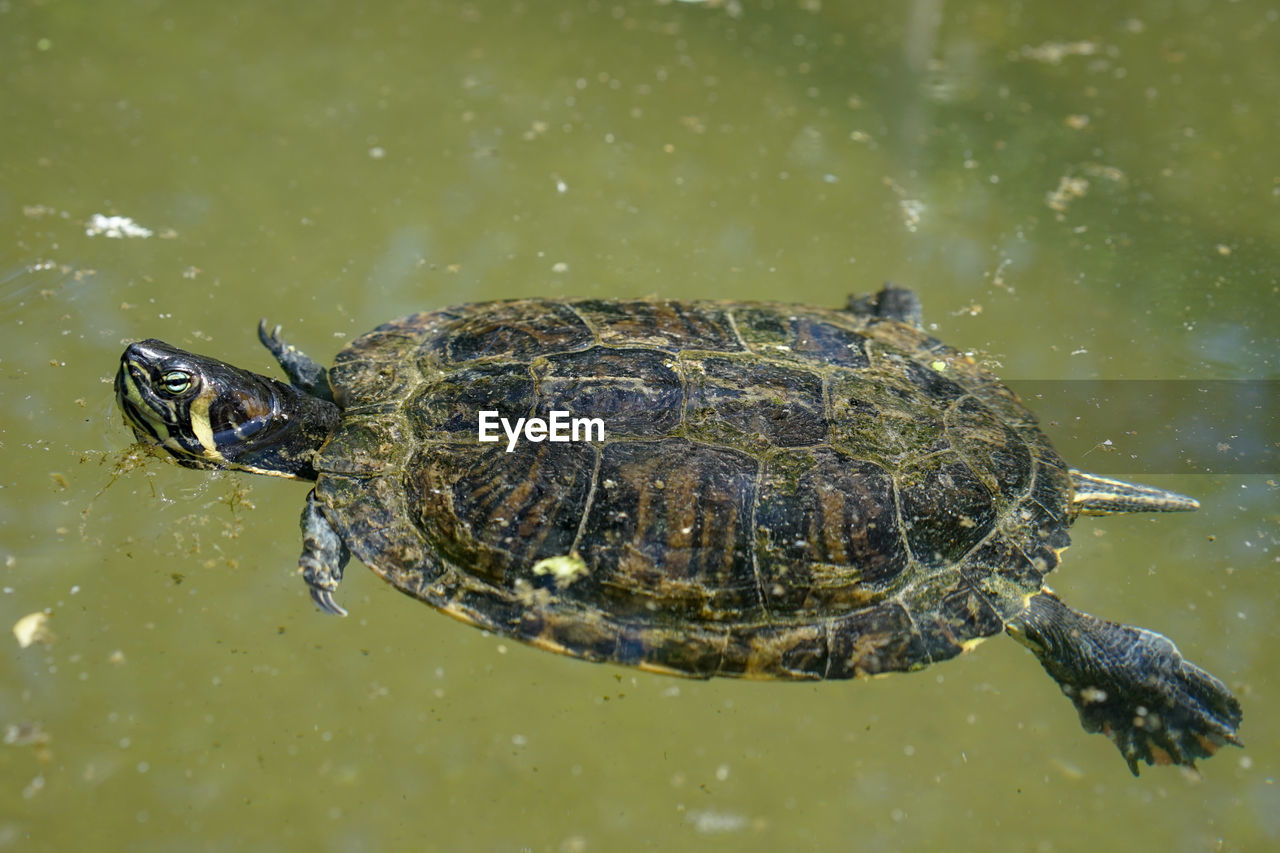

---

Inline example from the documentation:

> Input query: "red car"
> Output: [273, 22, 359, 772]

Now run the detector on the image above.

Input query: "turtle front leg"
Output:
[299, 489, 350, 616]
[1007, 591, 1242, 775]
[258, 319, 336, 403]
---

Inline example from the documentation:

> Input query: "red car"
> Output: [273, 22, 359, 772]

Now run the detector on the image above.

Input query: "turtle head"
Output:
[115, 339, 339, 480]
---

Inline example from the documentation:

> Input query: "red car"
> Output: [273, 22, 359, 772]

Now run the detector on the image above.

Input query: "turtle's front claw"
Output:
[310, 587, 348, 617]
[258, 318, 285, 351]
[299, 489, 351, 617]
[258, 319, 336, 403]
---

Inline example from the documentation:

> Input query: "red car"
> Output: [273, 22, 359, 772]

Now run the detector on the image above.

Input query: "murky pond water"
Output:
[2, 2, 1277, 850]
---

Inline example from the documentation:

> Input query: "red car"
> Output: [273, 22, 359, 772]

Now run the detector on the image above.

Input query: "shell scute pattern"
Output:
[407, 363, 535, 438]
[534, 347, 683, 436]
[574, 299, 743, 353]
[683, 354, 828, 450]
[438, 300, 594, 364]
[577, 439, 762, 621]
[408, 441, 596, 584]
[316, 298, 1066, 678]
[897, 453, 999, 569]
[754, 448, 906, 612]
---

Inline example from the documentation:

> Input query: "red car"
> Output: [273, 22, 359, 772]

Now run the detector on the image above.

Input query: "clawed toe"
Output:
[310, 586, 348, 617]
[258, 318, 286, 350]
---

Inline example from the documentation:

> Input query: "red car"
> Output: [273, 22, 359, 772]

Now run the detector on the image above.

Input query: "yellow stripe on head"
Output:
[184, 387, 228, 464]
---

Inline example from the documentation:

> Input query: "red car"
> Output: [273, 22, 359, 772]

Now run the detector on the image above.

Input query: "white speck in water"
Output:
[687, 810, 747, 835]
[715, 764, 730, 781]
[13, 611, 53, 648]
[85, 214, 154, 239]
[903, 744, 916, 757]
[552, 262, 569, 273]
[899, 199, 925, 232]
[368, 146, 386, 159]
[137, 762, 149, 774]
[512, 734, 527, 746]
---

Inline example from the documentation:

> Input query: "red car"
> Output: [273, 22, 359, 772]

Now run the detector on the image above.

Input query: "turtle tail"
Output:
[1007, 591, 1242, 775]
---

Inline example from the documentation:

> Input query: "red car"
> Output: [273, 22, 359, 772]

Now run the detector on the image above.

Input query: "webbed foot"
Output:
[299, 489, 350, 616]
[1009, 591, 1242, 775]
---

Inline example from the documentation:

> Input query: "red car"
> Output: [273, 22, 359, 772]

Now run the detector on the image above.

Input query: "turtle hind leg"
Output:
[846, 284, 923, 329]
[1070, 469, 1199, 515]
[258, 319, 336, 403]
[1007, 591, 1242, 775]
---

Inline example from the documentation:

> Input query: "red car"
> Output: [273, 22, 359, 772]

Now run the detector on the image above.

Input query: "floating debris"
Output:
[1046, 176, 1090, 214]
[899, 198, 925, 232]
[85, 214, 154, 239]
[1019, 40, 1099, 65]
[686, 809, 748, 835]
[4, 722, 50, 748]
[13, 612, 54, 648]
[531, 553, 589, 586]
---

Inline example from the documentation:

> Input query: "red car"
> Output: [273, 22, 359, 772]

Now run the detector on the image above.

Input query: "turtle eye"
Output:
[158, 369, 195, 396]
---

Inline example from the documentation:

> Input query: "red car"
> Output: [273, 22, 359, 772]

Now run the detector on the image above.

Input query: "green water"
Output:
[2, 1, 1277, 850]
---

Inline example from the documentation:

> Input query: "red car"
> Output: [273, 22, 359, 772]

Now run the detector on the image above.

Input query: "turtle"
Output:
[114, 285, 1242, 774]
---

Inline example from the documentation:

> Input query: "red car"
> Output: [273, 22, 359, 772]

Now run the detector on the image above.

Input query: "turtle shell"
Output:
[317, 299, 1073, 679]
